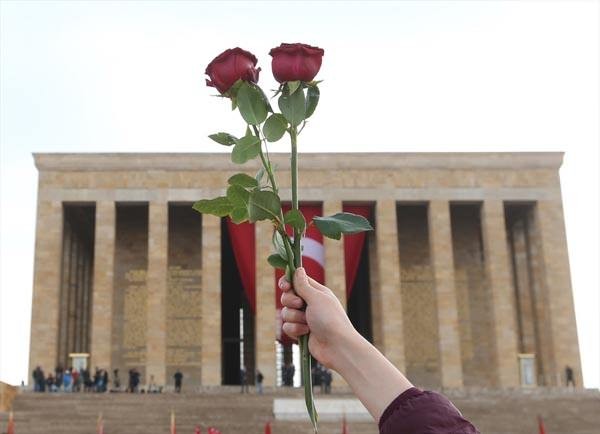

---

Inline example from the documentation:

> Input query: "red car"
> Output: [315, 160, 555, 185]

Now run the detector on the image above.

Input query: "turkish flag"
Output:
[342, 205, 371, 299]
[275, 204, 324, 344]
[226, 220, 256, 313]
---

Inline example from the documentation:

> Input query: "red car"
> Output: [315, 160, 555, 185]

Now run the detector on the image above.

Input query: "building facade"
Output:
[28, 152, 582, 389]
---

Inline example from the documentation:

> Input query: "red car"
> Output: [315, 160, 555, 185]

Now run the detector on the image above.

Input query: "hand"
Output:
[280, 267, 413, 422]
[279, 267, 357, 370]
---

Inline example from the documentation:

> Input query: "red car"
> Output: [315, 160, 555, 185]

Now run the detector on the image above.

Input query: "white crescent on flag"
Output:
[292, 237, 325, 268]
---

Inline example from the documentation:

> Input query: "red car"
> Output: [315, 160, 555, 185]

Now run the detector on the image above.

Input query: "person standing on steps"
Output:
[240, 366, 249, 394]
[256, 370, 264, 395]
[174, 370, 183, 393]
[565, 365, 576, 387]
[279, 267, 479, 434]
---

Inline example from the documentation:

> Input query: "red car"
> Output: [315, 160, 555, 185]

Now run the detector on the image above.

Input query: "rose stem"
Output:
[252, 124, 296, 275]
[291, 124, 317, 432]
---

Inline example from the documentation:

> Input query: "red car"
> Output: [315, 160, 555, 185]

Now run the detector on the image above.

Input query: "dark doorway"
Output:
[221, 219, 255, 385]
[504, 203, 546, 385]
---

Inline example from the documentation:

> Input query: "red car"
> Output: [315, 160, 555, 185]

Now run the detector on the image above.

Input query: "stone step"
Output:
[4, 389, 600, 434]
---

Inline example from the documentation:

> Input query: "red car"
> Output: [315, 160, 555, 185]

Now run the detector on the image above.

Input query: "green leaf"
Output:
[267, 253, 288, 269]
[230, 207, 249, 224]
[226, 184, 250, 208]
[305, 85, 320, 119]
[231, 134, 260, 164]
[255, 167, 265, 184]
[228, 173, 258, 189]
[313, 212, 373, 240]
[284, 209, 306, 233]
[192, 197, 233, 217]
[287, 80, 301, 95]
[263, 113, 288, 142]
[278, 87, 306, 127]
[257, 86, 274, 113]
[248, 190, 282, 222]
[272, 231, 288, 260]
[236, 82, 268, 125]
[209, 132, 237, 146]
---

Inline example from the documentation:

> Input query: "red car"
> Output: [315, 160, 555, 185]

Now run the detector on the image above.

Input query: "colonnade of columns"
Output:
[29, 198, 582, 389]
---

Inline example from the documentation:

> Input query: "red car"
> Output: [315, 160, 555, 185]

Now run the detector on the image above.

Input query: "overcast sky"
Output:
[1, 0, 598, 388]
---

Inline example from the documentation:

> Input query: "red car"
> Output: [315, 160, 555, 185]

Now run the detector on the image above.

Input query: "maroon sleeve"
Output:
[378, 387, 479, 434]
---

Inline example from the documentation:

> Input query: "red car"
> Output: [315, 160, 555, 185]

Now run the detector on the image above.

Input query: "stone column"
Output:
[255, 221, 277, 387]
[90, 201, 115, 369]
[323, 200, 347, 388]
[82, 255, 92, 352]
[428, 200, 464, 388]
[29, 200, 63, 376]
[533, 200, 583, 387]
[373, 200, 405, 371]
[66, 234, 79, 360]
[201, 215, 222, 385]
[146, 201, 168, 385]
[480, 200, 519, 387]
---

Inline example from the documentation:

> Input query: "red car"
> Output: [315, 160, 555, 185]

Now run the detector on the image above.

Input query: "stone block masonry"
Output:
[28, 152, 581, 390]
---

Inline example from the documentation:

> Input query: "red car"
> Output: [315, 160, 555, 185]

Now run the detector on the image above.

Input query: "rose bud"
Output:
[269, 43, 324, 83]
[205, 47, 261, 94]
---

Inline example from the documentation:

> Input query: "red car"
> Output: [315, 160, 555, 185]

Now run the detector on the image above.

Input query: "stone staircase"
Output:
[2, 387, 599, 434]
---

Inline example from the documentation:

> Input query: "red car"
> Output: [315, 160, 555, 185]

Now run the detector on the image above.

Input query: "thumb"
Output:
[293, 267, 317, 304]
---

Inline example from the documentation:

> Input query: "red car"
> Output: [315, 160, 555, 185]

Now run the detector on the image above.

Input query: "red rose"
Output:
[269, 43, 324, 83]
[205, 47, 261, 94]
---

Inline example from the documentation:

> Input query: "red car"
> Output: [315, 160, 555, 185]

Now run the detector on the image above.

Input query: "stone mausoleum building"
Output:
[29, 152, 582, 390]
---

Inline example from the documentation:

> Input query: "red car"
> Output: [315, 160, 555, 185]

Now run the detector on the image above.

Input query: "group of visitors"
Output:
[32, 365, 109, 393]
[281, 362, 295, 387]
[312, 362, 332, 393]
[239, 366, 264, 394]
[32, 365, 186, 394]
[31, 362, 326, 394]
[279, 361, 333, 392]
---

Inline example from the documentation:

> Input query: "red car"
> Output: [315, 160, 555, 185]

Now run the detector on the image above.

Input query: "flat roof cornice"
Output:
[33, 152, 564, 172]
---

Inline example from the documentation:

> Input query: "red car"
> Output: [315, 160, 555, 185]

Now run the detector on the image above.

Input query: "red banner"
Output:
[226, 219, 256, 313]
[342, 205, 372, 299]
[226, 205, 370, 325]
[275, 204, 324, 344]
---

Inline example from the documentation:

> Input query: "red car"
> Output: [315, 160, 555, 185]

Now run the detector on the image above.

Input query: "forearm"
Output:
[333, 329, 413, 422]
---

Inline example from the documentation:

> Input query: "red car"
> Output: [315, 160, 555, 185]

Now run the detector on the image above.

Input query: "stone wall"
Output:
[166, 205, 203, 386]
[451, 204, 496, 387]
[397, 204, 441, 389]
[112, 205, 148, 379]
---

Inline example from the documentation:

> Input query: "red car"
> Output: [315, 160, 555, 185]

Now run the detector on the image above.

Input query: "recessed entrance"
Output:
[57, 203, 96, 368]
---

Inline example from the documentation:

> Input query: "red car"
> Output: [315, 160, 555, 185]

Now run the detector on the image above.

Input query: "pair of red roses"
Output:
[205, 43, 324, 94]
